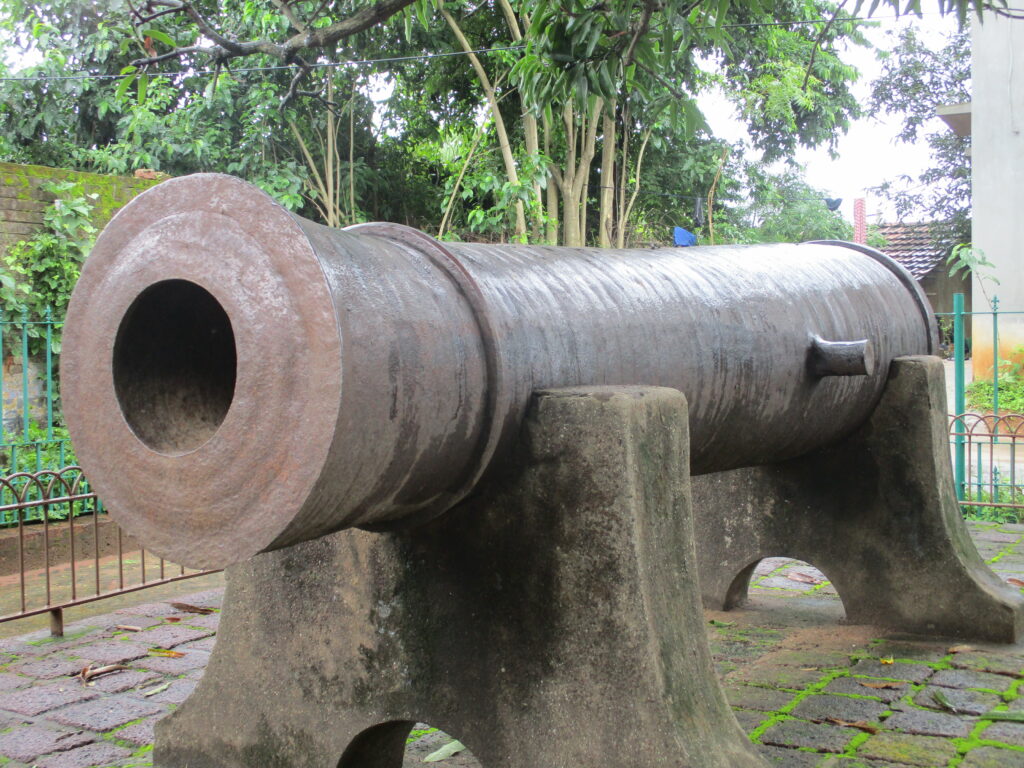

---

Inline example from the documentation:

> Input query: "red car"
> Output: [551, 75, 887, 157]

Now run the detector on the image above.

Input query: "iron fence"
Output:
[0, 467, 218, 633]
[942, 293, 1024, 521]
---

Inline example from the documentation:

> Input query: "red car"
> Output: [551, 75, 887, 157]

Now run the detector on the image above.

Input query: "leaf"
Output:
[148, 648, 185, 658]
[786, 571, 821, 585]
[143, 682, 171, 697]
[141, 28, 176, 48]
[164, 617, 182, 623]
[424, 740, 466, 762]
[931, 689, 959, 713]
[879, 656, 895, 665]
[78, 663, 129, 682]
[170, 602, 214, 615]
[138, 73, 149, 104]
[858, 680, 904, 690]
[708, 619, 735, 627]
[824, 717, 879, 734]
[115, 71, 137, 101]
[1006, 578, 1024, 588]
[115, 625, 142, 632]
[980, 711, 1024, 723]
[947, 644, 974, 654]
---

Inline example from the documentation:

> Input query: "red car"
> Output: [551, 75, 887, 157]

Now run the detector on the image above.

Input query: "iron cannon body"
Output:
[63, 173, 935, 568]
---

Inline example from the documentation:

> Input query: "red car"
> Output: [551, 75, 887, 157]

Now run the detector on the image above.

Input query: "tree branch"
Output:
[130, 0, 420, 69]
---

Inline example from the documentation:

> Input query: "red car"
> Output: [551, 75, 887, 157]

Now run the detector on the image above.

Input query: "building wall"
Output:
[972, 12, 1024, 375]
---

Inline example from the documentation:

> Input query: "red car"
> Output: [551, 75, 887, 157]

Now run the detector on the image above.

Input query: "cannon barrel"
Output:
[62, 174, 936, 568]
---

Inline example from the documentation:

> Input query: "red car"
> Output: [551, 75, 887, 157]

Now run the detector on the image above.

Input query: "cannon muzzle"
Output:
[63, 174, 936, 568]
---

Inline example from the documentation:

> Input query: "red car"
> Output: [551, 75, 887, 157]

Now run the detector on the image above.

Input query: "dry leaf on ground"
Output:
[786, 571, 821, 585]
[169, 602, 214, 615]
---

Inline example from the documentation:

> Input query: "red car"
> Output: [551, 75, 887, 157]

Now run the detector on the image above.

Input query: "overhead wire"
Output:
[0, 9, 957, 85]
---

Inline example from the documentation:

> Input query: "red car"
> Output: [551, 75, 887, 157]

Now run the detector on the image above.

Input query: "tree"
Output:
[869, 26, 970, 251]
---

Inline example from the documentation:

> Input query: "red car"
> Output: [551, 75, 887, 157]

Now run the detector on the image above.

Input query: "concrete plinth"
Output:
[155, 387, 765, 768]
[692, 356, 1024, 643]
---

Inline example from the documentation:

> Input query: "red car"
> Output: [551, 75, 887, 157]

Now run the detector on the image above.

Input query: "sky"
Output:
[700, 11, 964, 225]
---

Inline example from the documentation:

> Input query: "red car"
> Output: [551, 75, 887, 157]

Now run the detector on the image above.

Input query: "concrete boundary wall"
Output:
[0, 162, 162, 254]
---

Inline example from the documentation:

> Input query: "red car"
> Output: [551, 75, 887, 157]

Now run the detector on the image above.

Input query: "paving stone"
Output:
[113, 716, 161, 746]
[0, 672, 32, 691]
[981, 721, 1024, 747]
[913, 685, 1002, 715]
[818, 758, 907, 768]
[733, 707, 767, 733]
[791, 694, 889, 724]
[179, 635, 216, 652]
[133, 677, 196, 705]
[0, 682, 98, 716]
[757, 745, 824, 766]
[951, 651, 1024, 677]
[824, 677, 908, 704]
[850, 660, 934, 683]
[882, 709, 973, 737]
[7, 656, 84, 680]
[856, 732, 959, 766]
[50, 696, 163, 731]
[865, 641, 949, 664]
[758, 576, 819, 592]
[727, 662, 825, 690]
[960, 746, 1024, 768]
[0, 724, 95, 763]
[174, 589, 224, 609]
[135, 624, 213, 649]
[931, 668, 1016, 692]
[759, 718, 856, 753]
[85, 669, 162, 694]
[34, 740, 132, 768]
[976, 531, 1021, 543]
[724, 684, 798, 712]
[181, 612, 220, 631]
[768, 650, 851, 669]
[106, 614, 164, 631]
[116, 602, 186, 619]
[403, 730, 479, 767]
[135, 648, 211, 674]
[70, 640, 151, 665]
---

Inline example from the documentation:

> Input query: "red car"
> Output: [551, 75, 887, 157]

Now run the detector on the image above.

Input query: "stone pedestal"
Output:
[155, 387, 765, 768]
[692, 356, 1024, 643]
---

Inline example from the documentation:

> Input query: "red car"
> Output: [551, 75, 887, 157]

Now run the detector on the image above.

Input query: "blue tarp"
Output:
[673, 226, 697, 247]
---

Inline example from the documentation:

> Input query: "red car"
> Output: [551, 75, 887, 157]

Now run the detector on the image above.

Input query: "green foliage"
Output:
[731, 166, 853, 243]
[1, 419, 75, 475]
[965, 348, 1024, 414]
[870, 27, 971, 249]
[3, 180, 96, 352]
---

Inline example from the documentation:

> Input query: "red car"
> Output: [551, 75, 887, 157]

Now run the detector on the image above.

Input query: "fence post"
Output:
[954, 292, 966, 500]
[992, 295, 1000, 423]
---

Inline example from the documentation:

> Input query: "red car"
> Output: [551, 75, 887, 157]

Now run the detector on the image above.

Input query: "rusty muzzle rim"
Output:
[62, 174, 343, 569]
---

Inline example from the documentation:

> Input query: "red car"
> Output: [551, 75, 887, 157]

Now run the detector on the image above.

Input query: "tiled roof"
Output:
[877, 223, 944, 278]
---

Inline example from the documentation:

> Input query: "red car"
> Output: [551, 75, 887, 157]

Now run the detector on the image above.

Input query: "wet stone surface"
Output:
[1, 522, 1024, 766]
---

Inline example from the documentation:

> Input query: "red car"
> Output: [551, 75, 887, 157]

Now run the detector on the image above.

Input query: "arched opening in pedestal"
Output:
[724, 557, 847, 623]
[337, 721, 480, 767]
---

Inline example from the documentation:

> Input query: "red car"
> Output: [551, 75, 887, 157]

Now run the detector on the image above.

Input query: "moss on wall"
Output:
[0, 162, 164, 253]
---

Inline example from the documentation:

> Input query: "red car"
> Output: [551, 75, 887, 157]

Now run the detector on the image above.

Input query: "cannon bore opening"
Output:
[113, 279, 237, 455]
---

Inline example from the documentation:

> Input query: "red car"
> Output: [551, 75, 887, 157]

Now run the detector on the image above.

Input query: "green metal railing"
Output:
[0, 310, 100, 525]
[942, 293, 1024, 519]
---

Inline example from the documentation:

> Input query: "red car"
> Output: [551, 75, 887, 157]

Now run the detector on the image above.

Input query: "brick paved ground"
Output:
[2, 520, 1024, 767]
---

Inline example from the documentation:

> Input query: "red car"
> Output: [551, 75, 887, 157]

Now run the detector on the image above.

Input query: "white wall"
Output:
[972, 11, 1024, 375]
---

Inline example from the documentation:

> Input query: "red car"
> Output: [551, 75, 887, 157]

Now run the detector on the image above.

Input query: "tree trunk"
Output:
[598, 105, 616, 248]
[442, 8, 527, 240]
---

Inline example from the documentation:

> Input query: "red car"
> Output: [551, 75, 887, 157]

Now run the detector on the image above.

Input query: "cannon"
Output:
[65, 175, 935, 567]
[62, 174, 1023, 768]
